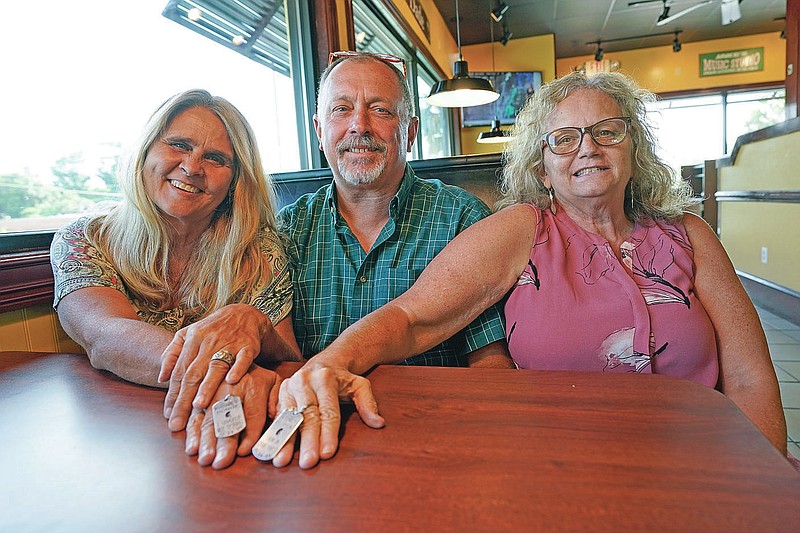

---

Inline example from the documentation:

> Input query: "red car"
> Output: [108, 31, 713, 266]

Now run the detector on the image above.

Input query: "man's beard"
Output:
[335, 135, 389, 185]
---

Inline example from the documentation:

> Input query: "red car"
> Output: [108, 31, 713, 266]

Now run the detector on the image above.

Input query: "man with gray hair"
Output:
[276, 53, 511, 466]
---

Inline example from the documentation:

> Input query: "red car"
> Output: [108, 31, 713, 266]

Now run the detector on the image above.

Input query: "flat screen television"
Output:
[461, 71, 542, 127]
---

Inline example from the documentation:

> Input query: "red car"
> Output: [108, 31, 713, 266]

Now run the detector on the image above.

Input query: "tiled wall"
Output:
[0, 303, 83, 353]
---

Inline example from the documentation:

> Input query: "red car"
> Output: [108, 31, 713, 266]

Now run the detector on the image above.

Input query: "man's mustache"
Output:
[336, 135, 387, 154]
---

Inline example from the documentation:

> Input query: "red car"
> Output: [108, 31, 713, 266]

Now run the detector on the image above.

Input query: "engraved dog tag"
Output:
[212, 394, 246, 438]
[252, 408, 304, 461]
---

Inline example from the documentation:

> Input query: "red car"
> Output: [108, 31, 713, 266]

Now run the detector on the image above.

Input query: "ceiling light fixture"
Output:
[477, 119, 513, 144]
[491, 1, 509, 22]
[427, 0, 500, 108]
[657, 3, 671, 23]
[672, 32, 681, 52]
[721, 0, 742, 25]
[500, 22, 513, 46]
[655, 0, 713, 27]
[478, 1, 513, 145]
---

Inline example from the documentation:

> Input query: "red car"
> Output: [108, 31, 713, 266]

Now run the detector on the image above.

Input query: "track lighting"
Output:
[586, 30, 682, 56]
[491, 1, 509, 22]
[656, 4, 670, 24]
[655, 0, 712, 27]
[500, 22, 512, 46]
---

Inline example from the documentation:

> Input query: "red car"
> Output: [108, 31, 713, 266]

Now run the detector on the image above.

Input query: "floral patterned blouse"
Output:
[50, 216, 293, 332]
[505, 204, 719, 387]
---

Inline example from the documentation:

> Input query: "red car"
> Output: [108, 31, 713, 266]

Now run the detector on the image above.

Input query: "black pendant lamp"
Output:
[427, 0, 500, 108]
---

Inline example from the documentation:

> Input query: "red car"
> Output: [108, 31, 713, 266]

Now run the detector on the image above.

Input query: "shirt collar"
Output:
[389, 164, 414, 220]
[325, 164, 415, 223]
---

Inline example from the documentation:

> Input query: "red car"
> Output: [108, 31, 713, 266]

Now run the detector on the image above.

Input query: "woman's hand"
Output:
[159, 304, 273, 430]
[271, 359, 385, 469]
[184, 365, 280, 469]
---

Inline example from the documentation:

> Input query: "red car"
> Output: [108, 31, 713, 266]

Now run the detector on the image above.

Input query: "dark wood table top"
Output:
[1, 351, 798, 531]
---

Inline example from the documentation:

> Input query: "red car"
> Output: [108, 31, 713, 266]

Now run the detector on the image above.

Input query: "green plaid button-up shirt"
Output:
[278, 165, 506, 366]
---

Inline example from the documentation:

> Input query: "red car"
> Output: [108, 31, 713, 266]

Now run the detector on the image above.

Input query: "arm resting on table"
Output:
[685, 213, 787, 454]
[57, 286, 172, 388]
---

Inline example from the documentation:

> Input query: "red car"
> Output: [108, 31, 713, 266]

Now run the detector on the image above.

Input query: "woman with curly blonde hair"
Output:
[275, 70, 789, 464]
[51, 89, 301, 469]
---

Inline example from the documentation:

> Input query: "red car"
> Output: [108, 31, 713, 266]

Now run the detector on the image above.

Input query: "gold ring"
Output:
[210, 349, 236, 368]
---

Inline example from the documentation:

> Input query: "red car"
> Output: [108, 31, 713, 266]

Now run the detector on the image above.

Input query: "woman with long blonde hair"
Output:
[51, 89, 301, 469]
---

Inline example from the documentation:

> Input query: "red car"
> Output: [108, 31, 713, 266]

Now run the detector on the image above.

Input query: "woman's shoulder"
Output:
[672, 212, 717, 245]
[495, 202, 540, 220]
[56, 214, 93, 236]
[256, 225, 290, 256]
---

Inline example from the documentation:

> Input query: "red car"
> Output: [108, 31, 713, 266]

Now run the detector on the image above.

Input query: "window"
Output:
[0, 0, 309, 235]
[648, 95, 724, 172]
[725, 88, 786, 152]
[647, 87, 785, 172]
[352, 0, 454, 160]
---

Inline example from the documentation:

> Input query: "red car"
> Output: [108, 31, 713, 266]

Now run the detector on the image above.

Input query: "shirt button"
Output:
[359, 276, 367, 283]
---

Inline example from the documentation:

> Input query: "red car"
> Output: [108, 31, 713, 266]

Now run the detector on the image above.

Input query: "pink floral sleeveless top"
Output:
[505, 204, 719, 386]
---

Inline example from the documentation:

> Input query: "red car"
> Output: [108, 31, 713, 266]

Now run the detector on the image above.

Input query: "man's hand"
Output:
[183, 365, 280, 469]
[159, 304, 273, 430]
[271, 361, 385, 469]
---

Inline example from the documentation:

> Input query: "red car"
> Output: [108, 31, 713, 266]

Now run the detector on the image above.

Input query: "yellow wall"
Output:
[718, 132, 800, 292]
[460, 34, 557, 155]
[719, 203, 800, 292]
[388, 0, 457, 74]
[336, 0, 350, 51]
[0, 304, 83, 353]
[556, 32, 785, 93]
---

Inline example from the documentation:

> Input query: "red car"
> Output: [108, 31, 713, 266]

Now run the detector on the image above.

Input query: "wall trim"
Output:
[738, 270, 800, 325]
[0, 250, 54, 313]
[718, 115, 800, 167]
[716, 190, 800, 203]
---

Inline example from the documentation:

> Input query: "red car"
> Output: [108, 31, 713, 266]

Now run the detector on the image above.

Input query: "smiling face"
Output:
[143, 106, 235, 237]
[541, 89, 633, 213]
[314, 58, 417, 188]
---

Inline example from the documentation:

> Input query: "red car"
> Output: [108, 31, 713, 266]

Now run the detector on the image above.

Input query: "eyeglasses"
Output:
[541, 117, 631, 155]
[328, 51, 407, 77]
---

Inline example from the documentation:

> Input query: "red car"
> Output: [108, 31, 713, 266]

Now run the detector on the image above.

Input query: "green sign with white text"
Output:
[700, 48, 764, 76]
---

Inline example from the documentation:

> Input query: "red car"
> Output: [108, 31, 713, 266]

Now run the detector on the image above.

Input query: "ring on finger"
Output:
[210, 349, 236, 368]
[293, 403, 318, 414]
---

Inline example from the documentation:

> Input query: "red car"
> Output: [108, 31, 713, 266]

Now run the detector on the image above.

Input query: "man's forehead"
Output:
[322, 60, 402, 96]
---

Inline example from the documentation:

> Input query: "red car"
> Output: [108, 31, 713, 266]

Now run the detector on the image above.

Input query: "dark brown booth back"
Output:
[272, 153, 504, 210]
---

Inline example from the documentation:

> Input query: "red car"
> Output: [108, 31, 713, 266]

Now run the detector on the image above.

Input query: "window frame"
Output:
[351, 0, 456, 160]
[656, 81, 786, 156]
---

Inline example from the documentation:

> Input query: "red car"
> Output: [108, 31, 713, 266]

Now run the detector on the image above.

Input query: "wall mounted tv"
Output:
[461, 71, 542, 127]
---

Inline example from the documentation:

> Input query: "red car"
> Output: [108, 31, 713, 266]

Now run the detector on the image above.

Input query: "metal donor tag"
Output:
[211, 394, 246, 438]
[252, 408, 305, 461]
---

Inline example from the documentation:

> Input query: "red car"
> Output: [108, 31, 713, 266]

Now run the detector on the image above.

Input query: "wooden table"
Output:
[1, 351, 798, 531]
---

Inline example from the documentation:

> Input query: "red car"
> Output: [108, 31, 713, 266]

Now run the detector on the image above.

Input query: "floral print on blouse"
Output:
[505, 205, 719, 387]
[50, 216, 292, 332]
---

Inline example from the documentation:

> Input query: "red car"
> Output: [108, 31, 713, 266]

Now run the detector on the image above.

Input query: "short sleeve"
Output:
[50, 216, 128, 308]
[250, 228, 293, 325]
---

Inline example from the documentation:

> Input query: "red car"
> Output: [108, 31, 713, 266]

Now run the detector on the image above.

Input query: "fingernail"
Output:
[164, 407, 172, 418]
[321, 445, 335, 456]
